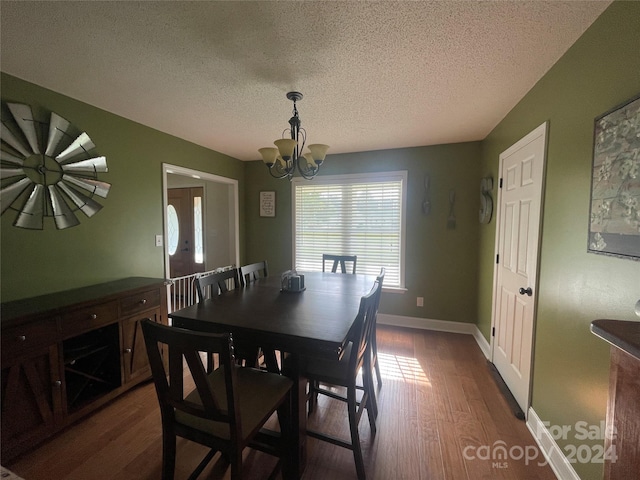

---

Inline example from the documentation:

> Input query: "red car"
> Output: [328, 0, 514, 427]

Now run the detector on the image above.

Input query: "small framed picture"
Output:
[259, 191, 276, 217]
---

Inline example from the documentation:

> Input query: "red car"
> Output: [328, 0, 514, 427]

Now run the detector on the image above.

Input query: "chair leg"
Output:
[277, 392, 294, 480]
[347, 385, 366, 480]
[373, 354, 382, 388]
[308, 380, 319, 414]
[264, 348, 280, 374]
[229, 447, 243, 480]
[364, 371, 377, 432]
[372, 333, 382, 388]
[161, 428, 177, 480]
[366, 360, 379, 420]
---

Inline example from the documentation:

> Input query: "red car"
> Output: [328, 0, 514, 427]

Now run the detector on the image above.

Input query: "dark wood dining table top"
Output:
[169, 271, 377, 359]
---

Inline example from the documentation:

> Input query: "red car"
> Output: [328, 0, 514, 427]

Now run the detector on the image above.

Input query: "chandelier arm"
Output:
[267, 165, 292, 180]
[296, 127, 306, 160]
[272, 153, 296, 179]
[296, 161, 318, 180]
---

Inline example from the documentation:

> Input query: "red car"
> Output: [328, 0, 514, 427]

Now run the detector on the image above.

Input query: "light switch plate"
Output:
[155, 235, 163, 247]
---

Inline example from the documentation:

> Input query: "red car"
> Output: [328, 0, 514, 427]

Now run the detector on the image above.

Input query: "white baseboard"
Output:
[526, 407, 580, 480]
[377, 313, 491, 359]
[472, 327, 491, 359]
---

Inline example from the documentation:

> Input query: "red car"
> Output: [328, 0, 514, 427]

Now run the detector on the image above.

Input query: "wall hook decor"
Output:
[479, 177, 493, 224]
[447, 189, 456, 229]
[422, 174, 431, 215]
[1, 102, 110, 229]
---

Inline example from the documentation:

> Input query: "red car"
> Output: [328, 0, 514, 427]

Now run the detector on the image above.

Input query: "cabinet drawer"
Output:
[1, 318, 58, 361]
[60, 301, 118, 336]
[119, 289, 160, 317]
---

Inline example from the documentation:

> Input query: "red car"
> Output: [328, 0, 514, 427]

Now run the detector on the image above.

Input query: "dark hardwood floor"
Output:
[6, 326, 557, 480]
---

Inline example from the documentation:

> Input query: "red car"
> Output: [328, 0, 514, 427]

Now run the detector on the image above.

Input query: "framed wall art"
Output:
[259, 191, 276, 217]
[588, 93, 640, 260]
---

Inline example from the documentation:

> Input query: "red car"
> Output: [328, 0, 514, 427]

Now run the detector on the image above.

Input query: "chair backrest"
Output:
[239, 261, 268, 286]
[195, 268, 240, 302]
[375, 267, 385, 312]
[141, 320, 243, 441]
[348, 280, 381, 373]
[322, 254, 357, 274]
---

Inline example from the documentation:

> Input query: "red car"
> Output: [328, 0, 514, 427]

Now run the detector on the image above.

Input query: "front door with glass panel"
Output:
[167, 187, 205, 278]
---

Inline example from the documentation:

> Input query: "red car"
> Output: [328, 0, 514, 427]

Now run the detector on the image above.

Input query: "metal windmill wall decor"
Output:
[1, 102, 111, 229]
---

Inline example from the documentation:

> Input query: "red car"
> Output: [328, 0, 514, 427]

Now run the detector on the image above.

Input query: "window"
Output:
[293, 171, 406, 288]
[166, 205, 179, 255]
[193, 195, 203, 264]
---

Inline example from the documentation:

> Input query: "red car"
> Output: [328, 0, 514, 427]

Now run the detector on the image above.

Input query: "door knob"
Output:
[519, 287, 533, 296]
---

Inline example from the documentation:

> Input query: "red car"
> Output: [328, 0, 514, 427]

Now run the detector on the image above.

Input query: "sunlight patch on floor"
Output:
[378, 352, 430, 385]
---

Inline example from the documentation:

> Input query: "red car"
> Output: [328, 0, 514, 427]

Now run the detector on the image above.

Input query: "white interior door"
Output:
[491, 122, 547, 414]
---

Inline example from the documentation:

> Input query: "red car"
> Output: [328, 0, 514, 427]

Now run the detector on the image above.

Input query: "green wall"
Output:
[245, 143, 482, 323]
[1, 71, 482, 324]
[477, 2, 640, 479]
[3, 4, 638, 478]
[1, 73, 245, 302]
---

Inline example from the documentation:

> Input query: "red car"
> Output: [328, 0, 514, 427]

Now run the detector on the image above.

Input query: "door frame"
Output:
[162, 163, 240, 279]
[489, 122, 548, 415]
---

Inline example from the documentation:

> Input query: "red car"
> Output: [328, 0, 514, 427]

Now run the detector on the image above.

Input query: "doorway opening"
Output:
[162, 164, 240, 310]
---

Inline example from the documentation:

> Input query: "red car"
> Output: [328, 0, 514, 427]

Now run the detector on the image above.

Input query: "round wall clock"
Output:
[0, 102, 111, 229]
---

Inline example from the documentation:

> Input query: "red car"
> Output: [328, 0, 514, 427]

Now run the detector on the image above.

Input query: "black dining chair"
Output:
[141, 320, 293, 480]
[370, 268, 385, 393]
[193, 268, 270, 371]
[322, 254, 357, 274]
[293, 280, 381, 480]
[195, 268, 239, 302]
[239, 260, 268, 286]
[238, 261, 278, 371]
[193, 269, 244, 372]
[331, 267, 385, 421]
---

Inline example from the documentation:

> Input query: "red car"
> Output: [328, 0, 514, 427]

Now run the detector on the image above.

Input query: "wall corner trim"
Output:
[377, 314, 491, 359]
[526, 407, 580, 480]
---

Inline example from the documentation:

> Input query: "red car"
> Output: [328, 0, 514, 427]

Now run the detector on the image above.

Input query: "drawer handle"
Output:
[53, 380, 62, 388]
[124, 348, 132, 354]
[90, 314, 97, 320]
[139, 299, 147, 305]
[17, 335, 26, 342]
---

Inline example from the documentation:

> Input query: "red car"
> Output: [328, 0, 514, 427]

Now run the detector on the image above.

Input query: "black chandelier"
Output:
[258, 91, 329, 180]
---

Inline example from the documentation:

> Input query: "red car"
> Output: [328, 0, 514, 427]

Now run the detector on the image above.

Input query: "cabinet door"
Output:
[121, 311, 161, 384]
[1, 344, 63, 461]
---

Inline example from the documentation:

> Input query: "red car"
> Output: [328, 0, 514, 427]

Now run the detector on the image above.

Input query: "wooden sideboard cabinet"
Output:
[1, 277, 168, 461]
[591, 319, 640, 480]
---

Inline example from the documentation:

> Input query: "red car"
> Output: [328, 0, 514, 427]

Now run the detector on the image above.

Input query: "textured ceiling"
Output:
[0, 1, 611, 161]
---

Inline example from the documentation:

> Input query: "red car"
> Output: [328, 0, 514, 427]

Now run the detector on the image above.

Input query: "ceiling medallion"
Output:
[1, 103, 111, 229]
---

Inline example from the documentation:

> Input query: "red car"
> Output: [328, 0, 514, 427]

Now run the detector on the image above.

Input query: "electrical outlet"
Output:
[155, 235, 163, 247]
[417, 296, 424, 307]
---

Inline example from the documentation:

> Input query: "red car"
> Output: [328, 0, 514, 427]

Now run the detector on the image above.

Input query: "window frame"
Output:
[291, 170, 407, 290]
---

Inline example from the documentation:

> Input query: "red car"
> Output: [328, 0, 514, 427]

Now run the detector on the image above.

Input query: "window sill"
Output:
[382, 286, 407, 294]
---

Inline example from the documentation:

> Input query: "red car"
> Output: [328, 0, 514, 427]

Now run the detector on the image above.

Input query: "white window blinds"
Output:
[293, 172, 406, 288]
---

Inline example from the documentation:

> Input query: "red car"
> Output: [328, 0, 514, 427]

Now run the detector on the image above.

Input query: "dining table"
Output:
[168, 271, 377, 479]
